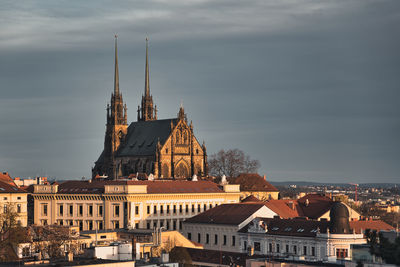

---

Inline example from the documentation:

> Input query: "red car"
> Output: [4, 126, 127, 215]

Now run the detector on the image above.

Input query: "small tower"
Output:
[139, 38, 156, 121]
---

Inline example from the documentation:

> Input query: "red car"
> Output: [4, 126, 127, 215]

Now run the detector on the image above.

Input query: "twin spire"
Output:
[112, 36, 156, 122]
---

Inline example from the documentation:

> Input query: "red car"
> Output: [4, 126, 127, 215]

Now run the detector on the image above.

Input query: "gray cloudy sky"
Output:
[0, 0, 399, 183]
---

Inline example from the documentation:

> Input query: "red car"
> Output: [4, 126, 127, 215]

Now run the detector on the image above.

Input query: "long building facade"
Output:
[92, 37, 207, 179]
[32, 180, 240, 231]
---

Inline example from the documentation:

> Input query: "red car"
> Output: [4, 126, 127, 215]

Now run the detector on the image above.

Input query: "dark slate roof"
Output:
[117, 118, 178, 157]
[0, 180, 26, 193]
[184, 203, 265, 225]
[55, 180, 224, 194]
[239, 217, 330, 237]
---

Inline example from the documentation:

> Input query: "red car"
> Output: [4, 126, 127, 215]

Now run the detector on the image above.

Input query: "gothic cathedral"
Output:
[92, 37, 208, 180]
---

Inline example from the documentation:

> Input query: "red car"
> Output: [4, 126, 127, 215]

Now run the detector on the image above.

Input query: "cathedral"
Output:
[92, 37, 208, 180]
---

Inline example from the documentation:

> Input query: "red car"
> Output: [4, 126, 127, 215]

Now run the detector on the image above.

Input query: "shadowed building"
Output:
[92, 37, 207, 179]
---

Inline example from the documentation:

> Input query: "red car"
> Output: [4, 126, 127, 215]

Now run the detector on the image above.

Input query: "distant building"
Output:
[226, 173, 279, 200]
[0, 172, 28, 226]
[32, 180, 240, 231]
[92, 38, 207, 179]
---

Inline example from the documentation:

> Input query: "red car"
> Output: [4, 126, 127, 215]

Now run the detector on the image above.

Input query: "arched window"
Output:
[175, 161, 189, 179]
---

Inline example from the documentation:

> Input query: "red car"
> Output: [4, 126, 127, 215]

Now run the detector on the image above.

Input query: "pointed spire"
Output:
[144, 37, 150, 97]
[114, 34, 120, 96]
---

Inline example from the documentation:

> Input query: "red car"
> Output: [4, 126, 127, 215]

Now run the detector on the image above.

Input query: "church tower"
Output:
[97, 36, 128, 179]
[138, 38, 157, 121]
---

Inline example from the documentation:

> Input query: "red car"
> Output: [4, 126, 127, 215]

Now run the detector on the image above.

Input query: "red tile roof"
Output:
[55, 180, 224, 194]
[184, 203, 266, 225]
[350, 220, 395, 233]
[228, 173, 278, 192]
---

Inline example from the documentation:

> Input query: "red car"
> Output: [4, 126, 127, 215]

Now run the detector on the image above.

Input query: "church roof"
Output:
[117, 118, 178, 157]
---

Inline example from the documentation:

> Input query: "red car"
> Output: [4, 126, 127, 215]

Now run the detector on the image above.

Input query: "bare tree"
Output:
[208, 149, 260, 177]
[0, 203, 28, 261]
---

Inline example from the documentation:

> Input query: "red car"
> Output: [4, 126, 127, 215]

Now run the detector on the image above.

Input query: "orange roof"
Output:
[264, 199, 300, 219]
[0, 172, 16, 186]
[0, 180, 26, 193]
[350, 220, 395, 233]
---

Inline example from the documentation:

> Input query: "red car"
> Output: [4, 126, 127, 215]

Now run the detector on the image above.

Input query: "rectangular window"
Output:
[68, 205, 73, 216]
[59, 220, 63, 226]
[69, 220, 73, 226]
[154, 206, 157, 214]
[135, 223, 139, 229]
[98, 221, 103, 230]
[78, 204, 83, 216]
[58, 205, 63, 216]
[179, 221, 182, 229]
[173, 220, 176, 230]
[17, 204, 21, 213]
[286, 244, 289, 253]
[160, 206, 164, 214]
[147, 222, 150, 229]
[293, 245, 297, 255]
[114, 221, 120, 229]
[42, 204, 48, 216]
[312, 247, 315, 256]
[269, 243, 272, 252]
[204, 204, 207, 211]
[173, 205, 176, 213]
[232, 236, 236, 246]
[214, 234, 218, 245]
[244, 241, 247, 250]
[135, 206, 139, 215]
[88, 221, 93, 230]
[160, 221, 164, 227]
[188, 232, 192, 240]
[114, 205, 120, 217]
[179, 205, 182, 213]
[88, 205, 93, 216]
[147, 205, 150, 214]
[185, 205, 189, 213]
[98, 205, 103, 216]
[206, 234, 209, 244]
[198, 205, 201, 212]
[167, 205, 170, 214]
[254, 242, 261, 252]
[153, 221, 157, 229]
[303, 246, 307, 255]
[79, 221, 83, 231]
[223, 235, 227, 245]
[17, 197, 21, 200]
[166, 221, 170, 230]
[198, 233, 201, 243]
[192, 204, 195, 212]
[277, 244, 280, 253]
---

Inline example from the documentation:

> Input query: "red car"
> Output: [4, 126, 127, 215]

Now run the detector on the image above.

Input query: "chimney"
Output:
[288, 201, 295, 210]
[263, 175, 267, 181]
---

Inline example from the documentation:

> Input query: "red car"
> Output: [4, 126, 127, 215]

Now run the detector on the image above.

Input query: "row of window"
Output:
[187, 232, 236, 247]
[244, 241, 316, 256]
[147, 203, 217, 215]
[42, 204, 105, 217]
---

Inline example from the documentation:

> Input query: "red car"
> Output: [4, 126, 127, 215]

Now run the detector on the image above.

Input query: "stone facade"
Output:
[92, 38, 207, 179]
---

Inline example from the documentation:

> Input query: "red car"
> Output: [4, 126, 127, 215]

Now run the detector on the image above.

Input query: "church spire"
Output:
[144, 37, 150, 97]
[114, 35, 120, 96]
[139, 38, 156, 121]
